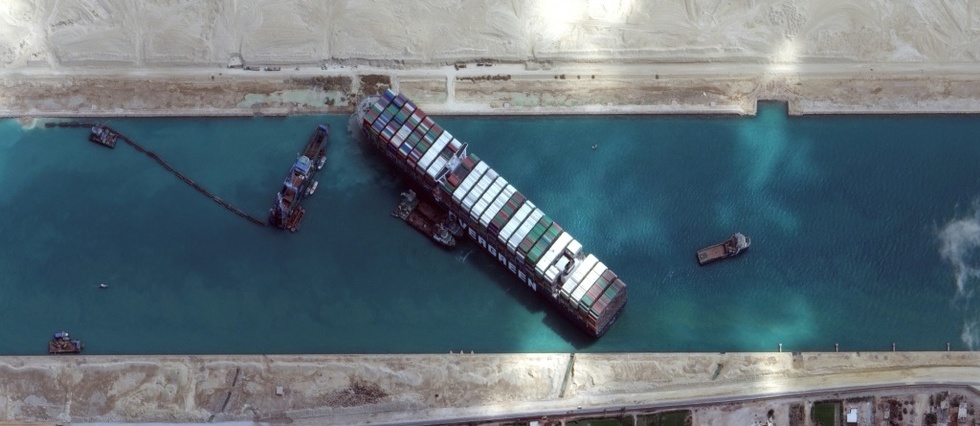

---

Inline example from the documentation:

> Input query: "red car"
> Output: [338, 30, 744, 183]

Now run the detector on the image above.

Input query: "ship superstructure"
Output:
[356, 90, 627, 338]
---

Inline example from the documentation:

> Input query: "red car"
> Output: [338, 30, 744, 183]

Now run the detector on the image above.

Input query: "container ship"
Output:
[356, 90, 628, 338]
[269, 124, 329, 232]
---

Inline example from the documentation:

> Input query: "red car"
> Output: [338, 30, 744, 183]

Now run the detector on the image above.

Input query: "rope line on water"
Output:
[51, 121, 267, 227]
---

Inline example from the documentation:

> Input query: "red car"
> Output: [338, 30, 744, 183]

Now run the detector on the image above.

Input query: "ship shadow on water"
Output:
[456, 238, 599, 350]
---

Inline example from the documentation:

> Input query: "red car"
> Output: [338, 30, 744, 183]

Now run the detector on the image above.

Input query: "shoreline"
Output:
[6, 62, 980, 119]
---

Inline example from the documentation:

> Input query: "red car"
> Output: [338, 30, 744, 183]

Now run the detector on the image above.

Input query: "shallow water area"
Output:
[1, 105, 977, 355]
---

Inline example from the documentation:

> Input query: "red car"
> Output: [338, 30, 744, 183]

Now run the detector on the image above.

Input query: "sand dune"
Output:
[3, 1, 980, 117]
[4, 0, 979, 67]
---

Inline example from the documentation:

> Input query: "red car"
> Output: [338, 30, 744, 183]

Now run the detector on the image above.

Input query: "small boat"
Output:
[316, 155, 327, 170]
[306, 181, 318, 196]
[99, 283, 108, 289]
[697, 232, 751, 265]
[49, 331, 83, 354]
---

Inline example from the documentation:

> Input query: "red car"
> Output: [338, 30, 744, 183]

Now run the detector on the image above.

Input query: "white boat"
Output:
[306, 181, 318, 196]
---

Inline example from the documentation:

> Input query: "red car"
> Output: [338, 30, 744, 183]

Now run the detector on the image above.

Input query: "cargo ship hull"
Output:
[356, 90, 628, 338]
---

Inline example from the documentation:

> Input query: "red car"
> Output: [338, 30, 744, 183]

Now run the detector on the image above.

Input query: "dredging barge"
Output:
[269, 124, 329, 232]
[392, 189, 457, 248]
[356, 90, 627, 338]
[49, 331, 83, 354]
[88, 125, 118, 148]
[697, 233, 751, 265]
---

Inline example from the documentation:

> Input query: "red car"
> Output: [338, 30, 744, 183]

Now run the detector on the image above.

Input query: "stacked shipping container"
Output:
[358, 89, 627, 338]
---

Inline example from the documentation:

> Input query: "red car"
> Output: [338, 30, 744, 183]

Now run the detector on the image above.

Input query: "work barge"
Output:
[697, 233, 751, 265]
[48, 331, 83, 354]
[357, 89, 628, 338]
[269, 124, 329, 232]
[392, 189, 457, 248]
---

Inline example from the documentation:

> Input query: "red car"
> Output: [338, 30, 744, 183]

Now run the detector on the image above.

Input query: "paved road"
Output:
[314, 365, 980, 426]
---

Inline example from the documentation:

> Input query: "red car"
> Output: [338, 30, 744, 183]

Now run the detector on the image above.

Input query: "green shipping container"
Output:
[384, 103, 399, 117]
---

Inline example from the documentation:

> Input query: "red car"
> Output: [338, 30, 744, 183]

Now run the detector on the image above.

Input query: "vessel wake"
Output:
[938, 200, 980, 350]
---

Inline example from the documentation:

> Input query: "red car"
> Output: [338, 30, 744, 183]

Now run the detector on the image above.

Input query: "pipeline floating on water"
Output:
[48, 121, 266, 227]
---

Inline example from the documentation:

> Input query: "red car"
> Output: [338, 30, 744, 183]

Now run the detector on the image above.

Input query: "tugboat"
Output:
[49, 331, 83, 354]
[697, 232, 751, 265]
[269, 125, 329, 232]
[392, 190, 456, 248]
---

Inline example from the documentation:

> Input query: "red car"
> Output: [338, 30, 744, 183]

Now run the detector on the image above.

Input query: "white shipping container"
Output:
[563, 254, 598, 295]
[508, 209, 543, 251]
[573, 264, 605, 302]
[395, 124, 412, 142]
[426, 155, 449, 178]
[473, 178, 505, 214]
[425, 135, 454, 177]
[545, 264, 561, 284]
[462, 174, 492, 212]
[480, 185, 514, 227]
[565, 239, 583, 258]
[498, 202, 535, 244]
[536, 232, 573, 275]
[463, 170, 497, 212]
[470, 179, 504, 220]
[416, 133, 452, 172]
[453, 162, 488, 202]
[468, 180, 497, 219]
[388, 127, 406, 148]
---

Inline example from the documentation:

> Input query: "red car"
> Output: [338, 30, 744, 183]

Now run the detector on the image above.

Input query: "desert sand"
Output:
[0, 352, 978, 425]
[3, 0, 980, 116]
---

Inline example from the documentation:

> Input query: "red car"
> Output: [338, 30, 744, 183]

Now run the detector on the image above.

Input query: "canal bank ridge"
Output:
[2, 351, 978, 425]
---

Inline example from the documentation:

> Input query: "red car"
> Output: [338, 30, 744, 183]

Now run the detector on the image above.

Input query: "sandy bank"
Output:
[6, 63, 980, 118]
[4, 1, 980, 117]
[1, 352, 977, 425]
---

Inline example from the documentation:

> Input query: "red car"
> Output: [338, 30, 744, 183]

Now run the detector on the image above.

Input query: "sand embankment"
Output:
[3, 1, 980, 117]
[0, 352, 978, 425]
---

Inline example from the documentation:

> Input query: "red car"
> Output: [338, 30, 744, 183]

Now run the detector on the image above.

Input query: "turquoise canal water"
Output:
[1, 104, 979, 355]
